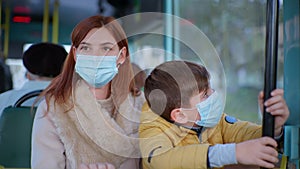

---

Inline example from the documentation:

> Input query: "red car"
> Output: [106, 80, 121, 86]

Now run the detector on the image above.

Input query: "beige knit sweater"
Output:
[32, 80, 145, 169]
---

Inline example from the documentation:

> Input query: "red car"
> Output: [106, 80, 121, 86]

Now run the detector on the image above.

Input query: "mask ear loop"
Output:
[116, 47, 126, 68]
[117, 63, 121, 68]
[181, 108, 199, 124]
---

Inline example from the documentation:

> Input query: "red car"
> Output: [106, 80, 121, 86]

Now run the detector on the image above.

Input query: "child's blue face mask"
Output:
[75, 49, 123, 88]
[190, 91, 223, 128]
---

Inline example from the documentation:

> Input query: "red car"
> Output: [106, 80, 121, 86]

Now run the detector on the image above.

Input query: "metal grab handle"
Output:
[13, 90, 43, 107]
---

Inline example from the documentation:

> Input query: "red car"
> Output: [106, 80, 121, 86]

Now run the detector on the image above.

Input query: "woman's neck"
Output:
[89, 83, 111, 100]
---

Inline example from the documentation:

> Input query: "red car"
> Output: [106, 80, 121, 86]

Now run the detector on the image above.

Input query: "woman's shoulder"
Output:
[35, 97, 68, 119]
[34, 99, 56, 131]
[35, 99, 48, 116]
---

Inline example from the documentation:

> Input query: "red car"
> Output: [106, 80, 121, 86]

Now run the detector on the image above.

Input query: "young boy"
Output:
[139, 60, 289, 169]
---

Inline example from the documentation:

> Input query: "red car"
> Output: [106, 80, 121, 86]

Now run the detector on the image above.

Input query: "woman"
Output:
[31, 15, 145, 169]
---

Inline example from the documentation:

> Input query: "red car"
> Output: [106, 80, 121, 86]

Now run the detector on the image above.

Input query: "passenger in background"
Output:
[130, 62, 147, 97]
[31, 15, 145, 169]
[0, 53, 13, 94]
[0, 42, 67, 117]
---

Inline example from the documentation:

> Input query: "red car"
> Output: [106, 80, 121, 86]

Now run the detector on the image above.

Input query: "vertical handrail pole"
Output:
[42, 0, 49, 42]
[3, 5, 10, 58]
[261, 0, 279, 153]
[52, 0, 59, 43]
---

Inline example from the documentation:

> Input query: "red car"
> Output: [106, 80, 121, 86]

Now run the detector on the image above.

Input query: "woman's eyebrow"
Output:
[79, 42, 91, 45]
[79, 41, 117, 48]
[100, 42, 116, 46]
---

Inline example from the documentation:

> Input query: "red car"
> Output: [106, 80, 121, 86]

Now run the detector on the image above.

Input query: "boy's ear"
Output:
[170, 108, 188, 124]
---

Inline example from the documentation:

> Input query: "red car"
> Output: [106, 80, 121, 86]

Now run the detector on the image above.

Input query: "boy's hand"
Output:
[79, 163, 115, 169]
[258, 89, 290, 136]
[236, 137, 278, 168]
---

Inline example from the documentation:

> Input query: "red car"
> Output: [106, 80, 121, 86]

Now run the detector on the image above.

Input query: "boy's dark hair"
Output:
[144, 60, 210, 122]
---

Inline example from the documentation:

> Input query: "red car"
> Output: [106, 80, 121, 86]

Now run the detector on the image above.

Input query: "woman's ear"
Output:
[117, 47, 127, 66]
[170, 108, 188, 124]
[72, 46, 77, 61]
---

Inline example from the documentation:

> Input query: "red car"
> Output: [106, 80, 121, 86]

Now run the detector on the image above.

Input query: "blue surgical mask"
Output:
[194, 91, 223, 127]
[75, 53, 119, 88]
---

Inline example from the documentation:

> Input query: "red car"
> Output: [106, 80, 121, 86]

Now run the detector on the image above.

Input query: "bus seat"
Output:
[0, 90, 42, 168]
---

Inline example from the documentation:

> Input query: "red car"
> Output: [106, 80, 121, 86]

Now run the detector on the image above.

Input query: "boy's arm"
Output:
[221, 89, 289, 143]
[220, 114, 262, 143]
[139, 122, 209, 169]
[208, 143, 237, 167]
[142, 144, 210, 169]
[210, 137, 278, 169]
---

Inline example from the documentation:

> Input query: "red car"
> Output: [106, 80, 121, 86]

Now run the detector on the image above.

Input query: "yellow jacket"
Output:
[139, 104, 262, 169]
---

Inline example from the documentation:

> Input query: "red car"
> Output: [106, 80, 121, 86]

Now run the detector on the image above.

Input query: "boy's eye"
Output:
[200, 89, 213, 100]
[203, 92, 209, 98]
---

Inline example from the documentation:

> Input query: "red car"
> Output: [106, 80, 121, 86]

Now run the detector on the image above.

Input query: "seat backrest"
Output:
[0, 90, 42, 168]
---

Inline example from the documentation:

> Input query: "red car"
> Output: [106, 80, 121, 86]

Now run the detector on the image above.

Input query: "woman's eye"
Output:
[78, 45, 90, 52]
[81, 46, 89, 51]
[103, 47, 112, 52]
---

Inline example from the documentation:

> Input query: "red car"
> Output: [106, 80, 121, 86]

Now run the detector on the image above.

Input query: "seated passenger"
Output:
[0, 42, 67, 116]
[139, 60, 289, 169]
[0, 53, 13, 93]
[130, 62, 147, 96]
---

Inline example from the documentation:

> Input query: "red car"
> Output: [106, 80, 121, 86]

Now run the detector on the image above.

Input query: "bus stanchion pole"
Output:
[261, 0, 279, 168]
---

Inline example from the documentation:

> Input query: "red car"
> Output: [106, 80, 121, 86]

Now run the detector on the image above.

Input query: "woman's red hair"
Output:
[37, 15, 135, 111]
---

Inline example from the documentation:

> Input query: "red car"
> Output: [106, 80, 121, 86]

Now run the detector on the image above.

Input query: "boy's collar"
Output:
[174, 122, 203, 135]
[189, 126, 203, 136]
